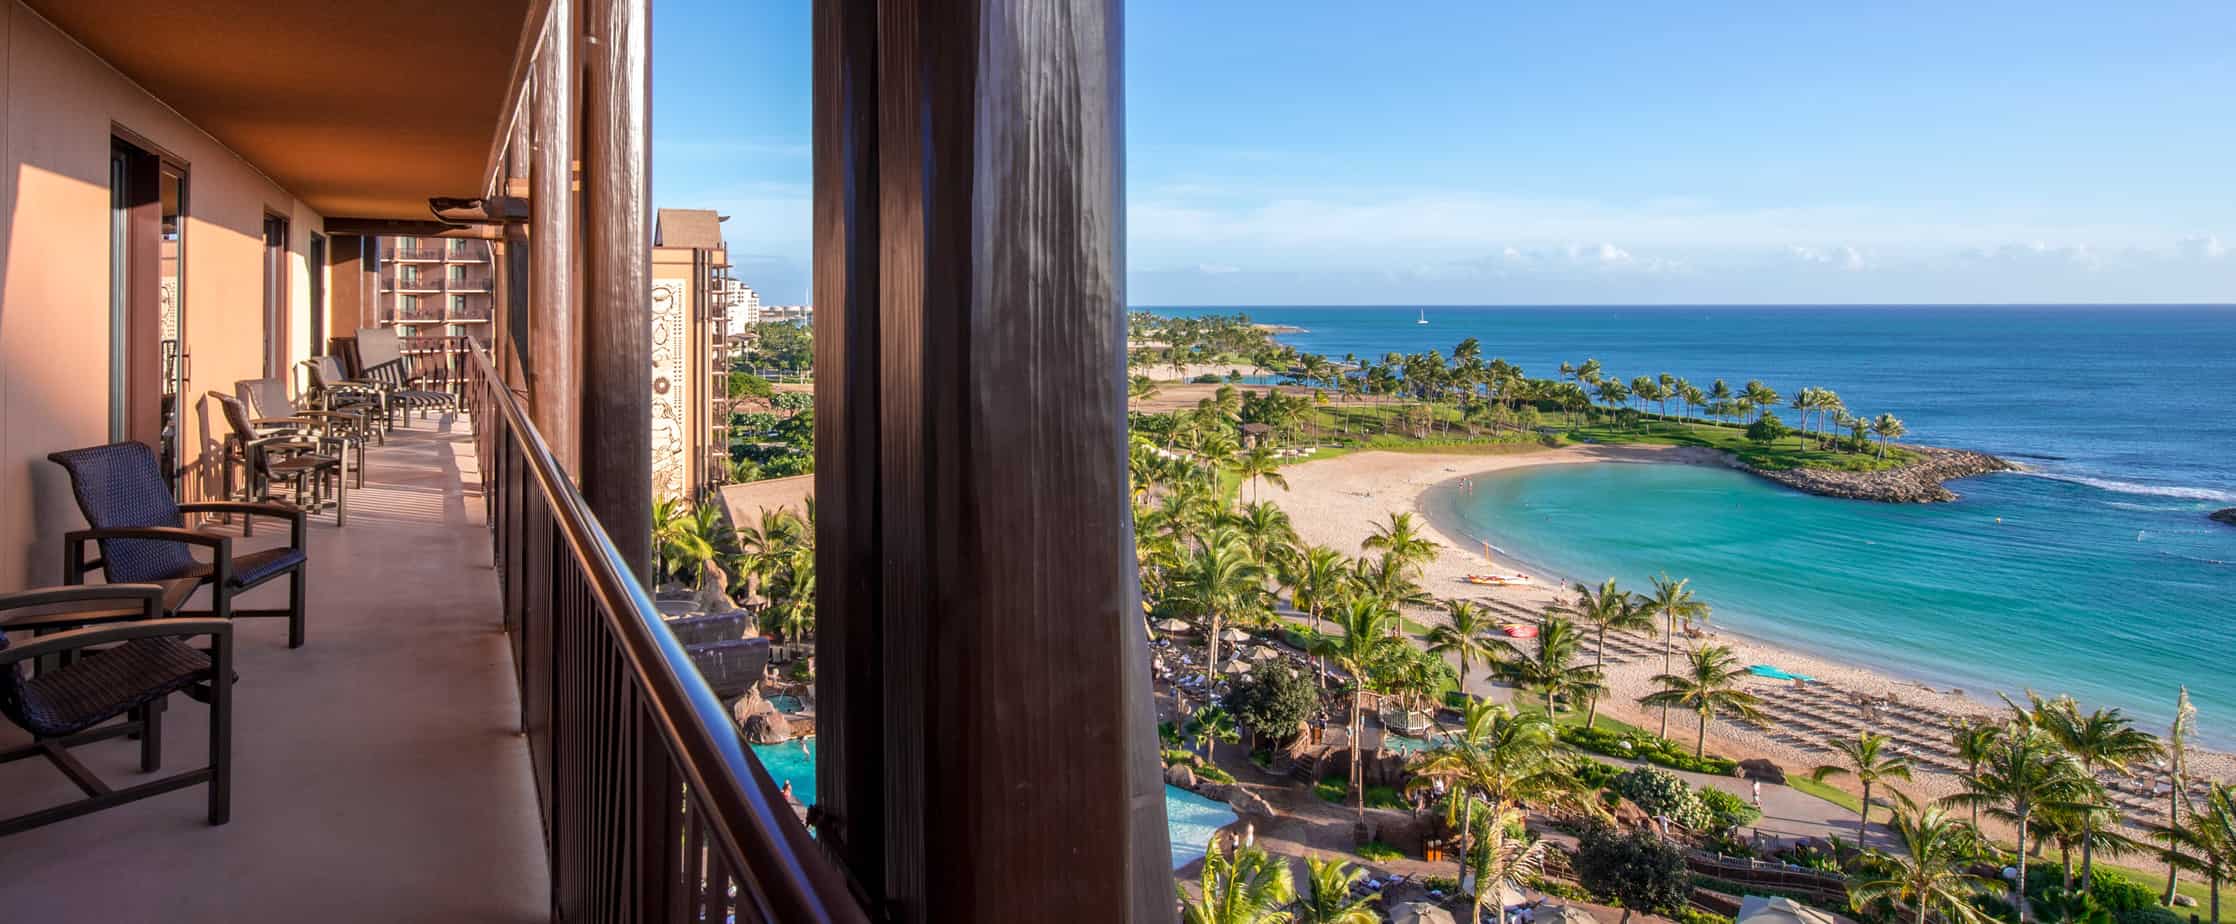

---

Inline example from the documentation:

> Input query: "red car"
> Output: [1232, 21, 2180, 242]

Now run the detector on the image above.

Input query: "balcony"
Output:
[0, 418, 548, 919]
[386, 246, 449, 262]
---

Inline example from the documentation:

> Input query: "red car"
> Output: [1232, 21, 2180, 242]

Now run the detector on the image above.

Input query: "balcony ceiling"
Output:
[25, 0, 540, 220]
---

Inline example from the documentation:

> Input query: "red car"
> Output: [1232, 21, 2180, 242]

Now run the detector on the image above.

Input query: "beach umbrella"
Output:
[1249, 645, 1280, 661]
[1388, 903, 1458, 924]
[1218, 628, 1250, 643]
[1152, 618, 1192, 633]
[1220, 658, 1253, 674]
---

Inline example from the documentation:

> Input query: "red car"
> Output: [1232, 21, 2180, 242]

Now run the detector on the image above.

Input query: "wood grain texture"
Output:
[814, 0, 1170, 919]
[579, 0, 654, 583]
[527, 0, 578, 475]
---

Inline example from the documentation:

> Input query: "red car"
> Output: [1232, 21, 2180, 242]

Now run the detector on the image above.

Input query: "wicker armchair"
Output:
[353, 327, 456, 420]
[47, 441, 312, 648]
[212, 391, 346, 526]
[0, 583, 234, 835]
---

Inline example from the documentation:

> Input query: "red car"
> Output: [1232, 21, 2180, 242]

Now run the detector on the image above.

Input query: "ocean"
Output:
[1154, 305, 2236, 745]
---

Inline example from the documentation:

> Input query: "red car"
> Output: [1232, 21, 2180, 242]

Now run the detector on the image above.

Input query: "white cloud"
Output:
[2178, 235, 2227, 261]
[1788, 245, 1868, 271]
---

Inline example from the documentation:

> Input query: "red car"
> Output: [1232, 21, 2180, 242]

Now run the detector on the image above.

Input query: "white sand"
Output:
[1273, 445, 2234, 808]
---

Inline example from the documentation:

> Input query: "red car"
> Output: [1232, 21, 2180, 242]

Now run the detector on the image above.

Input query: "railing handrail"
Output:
[465, 347, 867, 923]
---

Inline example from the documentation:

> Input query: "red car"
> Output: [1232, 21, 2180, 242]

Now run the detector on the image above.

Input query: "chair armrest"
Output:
[66, 526, 230, 550]
[177, 502, 308, 548]
[251, 416, 317, 429]
[0, 618, 232, 667]
[0, 583, 167, 632]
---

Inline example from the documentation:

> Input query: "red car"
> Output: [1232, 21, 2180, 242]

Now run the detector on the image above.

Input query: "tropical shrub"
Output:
[1225, 662, 1316, 747]
[728, 372, 774, 400]
[1194, 763, 1236, 785]
[2023, 866, 2158, 913]
[2112, 908, 2183, 924]
[1191, 373, 1223, 384]
[1356, 841, 1404, 862]
[1574, 823, 1690, 914]
[1572, 758, 1624, 791]
[1696, 785, 1763, 830]
[1559, 725, 1738, 776]
[1612, 766, 1712, 831]
[1671, 908, 1736, 924]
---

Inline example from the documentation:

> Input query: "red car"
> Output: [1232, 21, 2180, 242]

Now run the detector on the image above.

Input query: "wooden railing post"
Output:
[578, 0, 654, 585]
[527, 0, 578, 476]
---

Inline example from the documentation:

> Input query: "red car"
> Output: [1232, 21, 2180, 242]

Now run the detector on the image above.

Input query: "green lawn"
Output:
[1562, 417, 1918, 472]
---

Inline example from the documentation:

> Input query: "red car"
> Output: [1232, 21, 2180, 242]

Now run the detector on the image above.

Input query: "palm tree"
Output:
[1942, 723, 2093, 917]
[1294, 857, 1379, 924]
[1497, 614, 1601, 720]
[1224, 501, 1300, 569]
[1558, 579, 1651, 729]
[2149, 784, 2236, 924]
[1179, 834, 1297, 924]
[1847, 805, 2001, 924]
[1360, 512, 1437, 575]
[1287, 545, 1352, 631]
[1870, 413, 1906, 459]
[1948, 719, 2004, 831]
[2161, 688, 2199, 903]
[2033, 695, 2162, 887]
[1233, 445, 1290, 503]
[1742, 380, 1781, 422]
[1469, 803, 1553, 924]
[1641, 573, 1710, 737]
[1329, 596, 1403, 818]
[1813, 732, 1915, 841]
[1352, 552, 1431, 614]
[2035, 800, 2144, 892]
[1425, 599, 1497, 693]
[652, 498, 731, 587]
[1637, 644, 1765, 758]
[1188, 705, 1241, 759]
[1410, 700, 1587, 899]
[1172, 528, 1268, 669]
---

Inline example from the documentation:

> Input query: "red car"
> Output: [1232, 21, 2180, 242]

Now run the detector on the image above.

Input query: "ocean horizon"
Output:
[1154, 304, 2236, 746]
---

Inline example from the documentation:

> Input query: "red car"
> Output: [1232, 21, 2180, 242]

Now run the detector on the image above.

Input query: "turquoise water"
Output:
[750, 738, 1235, 867]
[768, 694, 805, 714]
[1430, 462, 2236, 745]
[1165, 784, 1238, 869]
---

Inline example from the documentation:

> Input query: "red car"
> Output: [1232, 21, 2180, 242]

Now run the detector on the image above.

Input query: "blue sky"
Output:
[654, 2, 2235, 305]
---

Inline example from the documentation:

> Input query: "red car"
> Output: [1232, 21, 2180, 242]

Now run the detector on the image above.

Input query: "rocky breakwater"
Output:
[1737, 446, 2015, 503]
[2211, 508, 2236, 527]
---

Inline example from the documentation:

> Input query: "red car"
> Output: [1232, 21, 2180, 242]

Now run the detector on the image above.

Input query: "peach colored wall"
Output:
[0, 3, 325, 588]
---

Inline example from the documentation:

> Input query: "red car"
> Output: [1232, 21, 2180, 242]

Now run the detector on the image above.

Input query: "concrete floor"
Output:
[0, 416, 549, 921]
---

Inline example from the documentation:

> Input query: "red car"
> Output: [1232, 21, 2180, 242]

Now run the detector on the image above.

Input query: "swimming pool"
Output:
[749, 739, 1236, 870]
[768, 694, 806, 714]
[1382, 733, 1441, 755]
[1165, 784, 1237, 869]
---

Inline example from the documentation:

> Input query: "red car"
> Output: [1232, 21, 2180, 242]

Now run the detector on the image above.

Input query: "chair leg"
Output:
[287, 568, 306, 649]
[213, 583, 233, 621]
[140, 697, 166, 773]
[208, 637, 233, 826]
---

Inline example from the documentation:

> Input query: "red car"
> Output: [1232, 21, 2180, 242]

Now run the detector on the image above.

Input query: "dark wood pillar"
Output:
[579, 0, 653, 584]
[813, 1, 1169, 920]
[500, 114, 532, 392]
[529, 0, 579, 474]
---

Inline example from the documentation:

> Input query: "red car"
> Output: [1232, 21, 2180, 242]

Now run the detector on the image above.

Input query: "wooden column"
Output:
[813, 0, 1169, 920]
[500, 114, 533, 392]
[579, 0, 653, 584]
[323, 234, 370, 349]
[528, 0, 579, 474]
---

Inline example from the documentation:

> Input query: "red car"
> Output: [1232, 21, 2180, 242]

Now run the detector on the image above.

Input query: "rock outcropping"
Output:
[1734, 447, 2014, 503]
[2211, 508, 2236, 527]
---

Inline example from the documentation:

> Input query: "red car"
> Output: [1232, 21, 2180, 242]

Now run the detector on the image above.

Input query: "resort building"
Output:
[373, 235, 498, 343]
[0, 2, 1152, 923]
[722, 276, 765, 330]
[651, 208, 737, 502]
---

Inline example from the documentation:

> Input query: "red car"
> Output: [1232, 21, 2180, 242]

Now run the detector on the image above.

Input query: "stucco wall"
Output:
[0, 2, 324, 588]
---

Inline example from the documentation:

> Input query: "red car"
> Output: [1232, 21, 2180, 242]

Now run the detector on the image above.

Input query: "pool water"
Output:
[749, 739, 1237, 869]
[1382, 734, 1440, 755]
[1165, 784, 1237, 869]
[768, 694, 805, 714]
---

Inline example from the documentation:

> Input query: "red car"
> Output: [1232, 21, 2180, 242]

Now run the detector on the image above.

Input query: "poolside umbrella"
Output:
[1249, 646, 1280, 661]
[1537, 905, 1602, 924]
[1218, 628, 1250, 643]
[1220, 658, 1253, 674]
[1388, 903, 1458, 924]
[1152, 618, 1192, 633]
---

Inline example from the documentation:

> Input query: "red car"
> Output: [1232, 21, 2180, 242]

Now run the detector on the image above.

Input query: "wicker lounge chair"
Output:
[212, 391, 346, 525]
[0, 583, 233, 835]
[237, 377, 367, 487]
[353, 327, 456, 419]
[48, 441, 312, 648]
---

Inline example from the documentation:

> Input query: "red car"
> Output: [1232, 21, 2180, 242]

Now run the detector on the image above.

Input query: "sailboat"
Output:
[1415, 308, 1428, 325]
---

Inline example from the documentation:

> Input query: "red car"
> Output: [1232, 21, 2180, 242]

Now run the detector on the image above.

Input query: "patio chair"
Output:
[212, 391, 346, 526]
[300, 355, 395, 438]
[353, 327, 456, 419]
[48, 441, 311, 648]
[237, 377, 366, 487]
[0, 583, 233, 835]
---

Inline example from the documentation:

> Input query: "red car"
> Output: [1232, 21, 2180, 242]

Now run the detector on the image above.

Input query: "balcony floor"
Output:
[0, 417, 548, 921]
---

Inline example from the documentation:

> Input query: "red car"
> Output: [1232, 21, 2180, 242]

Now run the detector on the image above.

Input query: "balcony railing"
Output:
[388, 246, 448, 261]
[464, 349, 866, 923]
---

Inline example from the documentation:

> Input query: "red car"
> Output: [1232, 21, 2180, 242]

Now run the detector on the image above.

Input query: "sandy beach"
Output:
[1273, 445, 2236, 810]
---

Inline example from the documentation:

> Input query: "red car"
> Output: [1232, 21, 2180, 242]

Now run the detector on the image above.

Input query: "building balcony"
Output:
[0, 419, 547, 920]
[386, 246, 449, 262]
